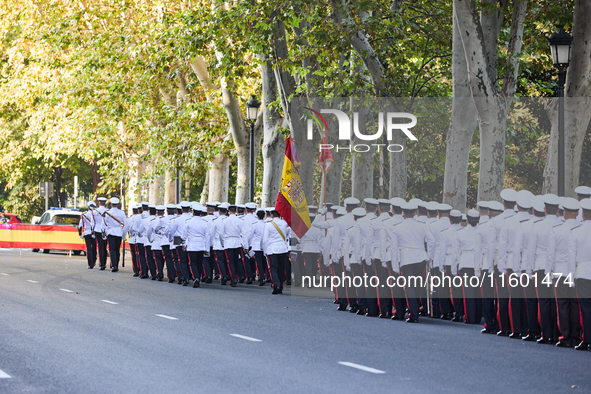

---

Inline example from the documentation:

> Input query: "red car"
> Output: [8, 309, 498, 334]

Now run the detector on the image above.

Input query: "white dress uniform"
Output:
[79, 208, 97, 268]
[221, 213, 245, 284]
[568, 213, 591, 349]
[182, 214, 212, 285]
[248, 216, 268, 283]
[452, 218, 481, 323]
[262, 216, 291, 293]
[103, 203, 126, 271]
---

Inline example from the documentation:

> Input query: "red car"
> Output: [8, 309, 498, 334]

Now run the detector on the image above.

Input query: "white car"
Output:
[32, 208, 83, 254]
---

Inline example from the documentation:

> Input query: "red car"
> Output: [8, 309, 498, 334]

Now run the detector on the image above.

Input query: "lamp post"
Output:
[548, 27, 572, 197]
[246, 95, 261, 202]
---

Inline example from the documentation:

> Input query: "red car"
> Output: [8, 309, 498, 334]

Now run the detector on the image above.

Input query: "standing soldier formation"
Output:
[79, 185, 591, 351]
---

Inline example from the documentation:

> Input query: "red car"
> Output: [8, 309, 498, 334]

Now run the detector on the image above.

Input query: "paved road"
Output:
[0, 248, 589, 393]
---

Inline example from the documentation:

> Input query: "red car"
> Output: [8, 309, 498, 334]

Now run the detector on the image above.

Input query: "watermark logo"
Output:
[304, 108, 417, 152]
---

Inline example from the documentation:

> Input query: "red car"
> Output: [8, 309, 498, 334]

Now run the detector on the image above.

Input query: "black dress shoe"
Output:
[168, 278, 175, 283]
[100, 267, 106, 271]
[333, 300, 339, 304]
[556, 340, 573, 348]
[379, 313, 393, 319]
[337, 306, 348, 311]
[497, 331, 510, 337]
[230, 282, 237, 287]
[246, 279, 253, 284]
[88, 266, 94, 269]
[574, 341, 589, 351]
[366, 313, 379, 317]
[419, 310, 428, 317]
[182, 280, 189, 286]
[522, 334, 538, 341]
[441, 313, 453, 321]
[158, 277, 163, 281]
[537, 337, 553, 344]
[239, 278, 245, 284]
[206, 278, 213, 284]
[481, 328, 496, 334]
[258, 281, 265, 286]
[133, 272, 139, 277]
[286, 281, 291, 286]
[177, 279, 184, 285]
[406, 318, 418, 323]
[272, 288, 281, 294]
[451, 315, 464, 323]
[357, 309, 367, 316]
[509, 333, 522, 339]
[221, 279, 227, 285]
[214, 275, 220, 280]
[349, 306, 359, 314]
[192, 281, 200, 288]
[112, 268, 119, 272]
[429, 314, 441, 319]
[151, 276, 157, 280]
[140, 275, 148, 279]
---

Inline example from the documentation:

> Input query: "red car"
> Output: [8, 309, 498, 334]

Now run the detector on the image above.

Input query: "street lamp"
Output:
[548, 27, 572, 197]
[246, 94, 261, 202]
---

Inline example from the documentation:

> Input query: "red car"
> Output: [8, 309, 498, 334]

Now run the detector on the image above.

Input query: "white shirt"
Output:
[300, 225, 323, 254]
[93, 207, 106, 233]
[78, 210, 96, 236]
[262, 217, 291, 255]
[123, 215, 135, 244]
[430, 216, 451, 270]
[133, 213, 147, 244]
[222, 214, 244, 249]
[212, 216, 227, 250]
[548, 218, 579, 276]
[497, 211, 530, 271]
[104, 207, 126, 237]
[248, 219, 266, 251]
[526, 215, 561, 272]
[241, 213, 258, 248]
[476, 220, 494, 272]
[569, 221, 591, 280]
[487, 209, 516, 269]
[390, 217, 435, 271]
[147, 216, 166, 250]
[453, 225, 481, 275]
[437, 223, 461, 272]
[183, 215, 212, 252]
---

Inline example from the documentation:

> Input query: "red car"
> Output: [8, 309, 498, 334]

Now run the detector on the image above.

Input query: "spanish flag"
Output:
[276, 137, 311, 238]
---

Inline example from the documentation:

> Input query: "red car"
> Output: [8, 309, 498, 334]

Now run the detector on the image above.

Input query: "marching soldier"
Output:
[143, 204, 158, 280]
[94, 197, 108, 269]
[182, 202, 212, 288]
[212, 203, 230, 285]
[221, 204, 245, 287]
[437, 209, 463, 321]
[160, 204, 178, 283]
[262, 208, 291, 294]
[431, 203, 452, 319]
[242, 202, 259, 284]
[549, 197, 581, 347]
[479, 201, 503, 334]
[300, 213, 323, 279]
[78, 201, 97, 269]
[247, 209, 268, 285]
[357, 198, 378, 316]
[169, 201, 193, 286]
[147, 205, 166, 281]
[123, 204, 139, 276]
[569, 198, 591, 350]
[372, 199, 393, 318]
[103, 197, 126, 272]
[574, 186, 591, 222]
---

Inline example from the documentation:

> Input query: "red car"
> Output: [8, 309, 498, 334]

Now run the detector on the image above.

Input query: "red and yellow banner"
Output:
[276, 137, 311, 238]
[0, 223, 86, 251]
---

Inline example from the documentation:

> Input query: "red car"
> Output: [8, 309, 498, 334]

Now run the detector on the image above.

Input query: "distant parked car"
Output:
[32, 208, 84, 255]
[0, 212, 22, 224]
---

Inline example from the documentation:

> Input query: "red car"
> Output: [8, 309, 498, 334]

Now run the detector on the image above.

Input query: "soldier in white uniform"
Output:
[340, 207, 368, 314]
[147, 205, 166, 281]
[103, 197, 126, 272]
[242, 202, 259, 283]
[169, 201, 193, 286]
[390, 202, 435, 323]
[212, 203, 230, 285]
[201, 203, 217, 283]
[247, 209, 269, 285]
[353, 199, 377, 316]
[300, 213, 323, 280]
[549, 197, 581, 347]
[122, 204, 138, 276]
[134, 202, 149, 278]
[574, 186, 591, 222]
[431, 203, 452, 319]
[569, 198, 591, 350]
[160, 204, 178, 283]
[437, 209, 463, 321]
[371, 199, 393, 318]
[182, 202, 212, 288]
[143, 205, 158, 280]
[526, 194, 562, 344]
[262, 208, 291, 294]
[94, 197, 108, 269]
[479, 201, 503, 334]
[221, 204, 245, 287]
[78, 201, 97, 269]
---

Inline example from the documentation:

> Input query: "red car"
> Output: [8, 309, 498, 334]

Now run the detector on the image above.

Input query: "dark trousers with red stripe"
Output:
[254, 251, 267, 283]
[496, 270, 511, 333]
[430, 267, 442, 317]
[440, 266, 453, 316]
[461, 268, 477, 324]
[401, 261, 425, 321]
[268, 252, 287, 291]
[137, 243, 147, 276]
[226, 248, 241, 284]
[129, 243, 138, 274]
[145, 245, 157, 277]
[162, 245, 176, 280]
[214, 250, 229, 281]
[481, 269, 498, 332]
[556, 277, 581, 346]
[176, 246, 190, 282]
[202, 249, 213, 279]
[508, 269, 527, 335]
[107, 235, 121, 269]
[84, 234, 97, 268]
[188, 251, 205, 284]
[362, 261, 379, 316]
[524, 279, 541, 336]
[153, 248, 164, 279]
[303, 252, 320, 278]
[538, 271, 559, 340]
[576, 278, 591, 344]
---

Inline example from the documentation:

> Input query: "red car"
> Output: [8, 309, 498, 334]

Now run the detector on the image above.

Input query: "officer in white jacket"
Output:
[103, 197, 127, 272]
[182, 202, 212, 288]
[241, 202, 259, 283]
[122, 204, 138, 276]
[78, 201, 97, 269]
[212, 203, 230, 285]
[248, 209, 269, 285]
[262, 208, 291, 294]
[147, 205, 166, 281]
[94, 197, 108, 269]
[436, 209, 462, 321]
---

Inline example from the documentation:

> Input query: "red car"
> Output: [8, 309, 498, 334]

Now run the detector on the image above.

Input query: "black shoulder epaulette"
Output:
[520, 219, 530, 223]
[571, 224, 582, 231]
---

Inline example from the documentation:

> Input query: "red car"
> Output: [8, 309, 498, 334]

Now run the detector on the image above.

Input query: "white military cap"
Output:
[343, 197, 360, 205]
[561, 197, 580, 211]
[180, 201, 191, 208]
[409, 198, 423, 206]
[166, 204, 176, 209]
[437, 203, 452, 211]
[218, 202, 230, 209]
[580, 198, 591, 210]
[257, 208, 265, 213]
[200, 206, 207, 213]
[352, 207, 366, 217]
[426, 201, 439, 211]
[417, 200, 427, 208]
[336, 207, 347, 216]
[206, 202, 217, 207]
[401, 202, 418, 211]
[245, 202, 257, 210]
[467, 209, 479, 218]
[477, 201, 489, 209]
[378, 198, 391, 205]
[148, 204, 155, 209]
[237, 204, 245, 209]
[364, 197, 379, 205]
[309, 213, 316, 218]
[156, 205, 165, 210]
[574, 186, 591, 195]
[88, 201, 96, 207]
[212, 201, 221, 206]
[390, 197, 406, 207]
[110, 197, 120, 204]
[461, 214, 467, 221]
[450, 209, 462, 218]
[191, 202, 202, 210]
[133, 203, 141, 209]
[331, 205, 342, 211]
[516, 190, 533, 209]
[488, 201, 504, 211]
[543, 193, 560, 206]
[98, 197, 108, 202]
[175, 204, 181, 210]
[140, 201, 149, 205]
[500, 188, 517, 202]
[307, 205, 318, 210]
[532, 196, 545, 213]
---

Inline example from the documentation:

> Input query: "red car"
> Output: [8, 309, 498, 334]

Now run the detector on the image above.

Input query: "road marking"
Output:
[59, 289, 74, 293]
[0, 369, 11, 378]
[229, 334, 262, 342]
[338, 362, 385, 374]
[101, 300, 118, 305]
[155, 314, 178, 320]
[26, 280, 38, 283]
[0, 273, 8, 276]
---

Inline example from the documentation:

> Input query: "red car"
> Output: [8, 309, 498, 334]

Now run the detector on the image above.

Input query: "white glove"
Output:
[451, 265, 458, 276]
[79, 235, 84, 239]
[475, 269, 481, 278]
[345, 264, 351, 272]
[382, 261, 388, 269]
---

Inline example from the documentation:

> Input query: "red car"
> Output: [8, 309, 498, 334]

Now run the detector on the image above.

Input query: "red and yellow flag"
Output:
[276, 137, 311, 238]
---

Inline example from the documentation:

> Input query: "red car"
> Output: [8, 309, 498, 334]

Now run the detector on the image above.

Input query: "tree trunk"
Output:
[208, 153, 229, 202]
[164, 170, 176, 204]
[351, 104, 373, 199]
[149, 172, 164, 205]
[91, 161, 100, 194]
[261, 58, 286, 208]
[443, 7, 478, 210]
[389, 135, 407, 198]
[543, 0, 591, 196]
